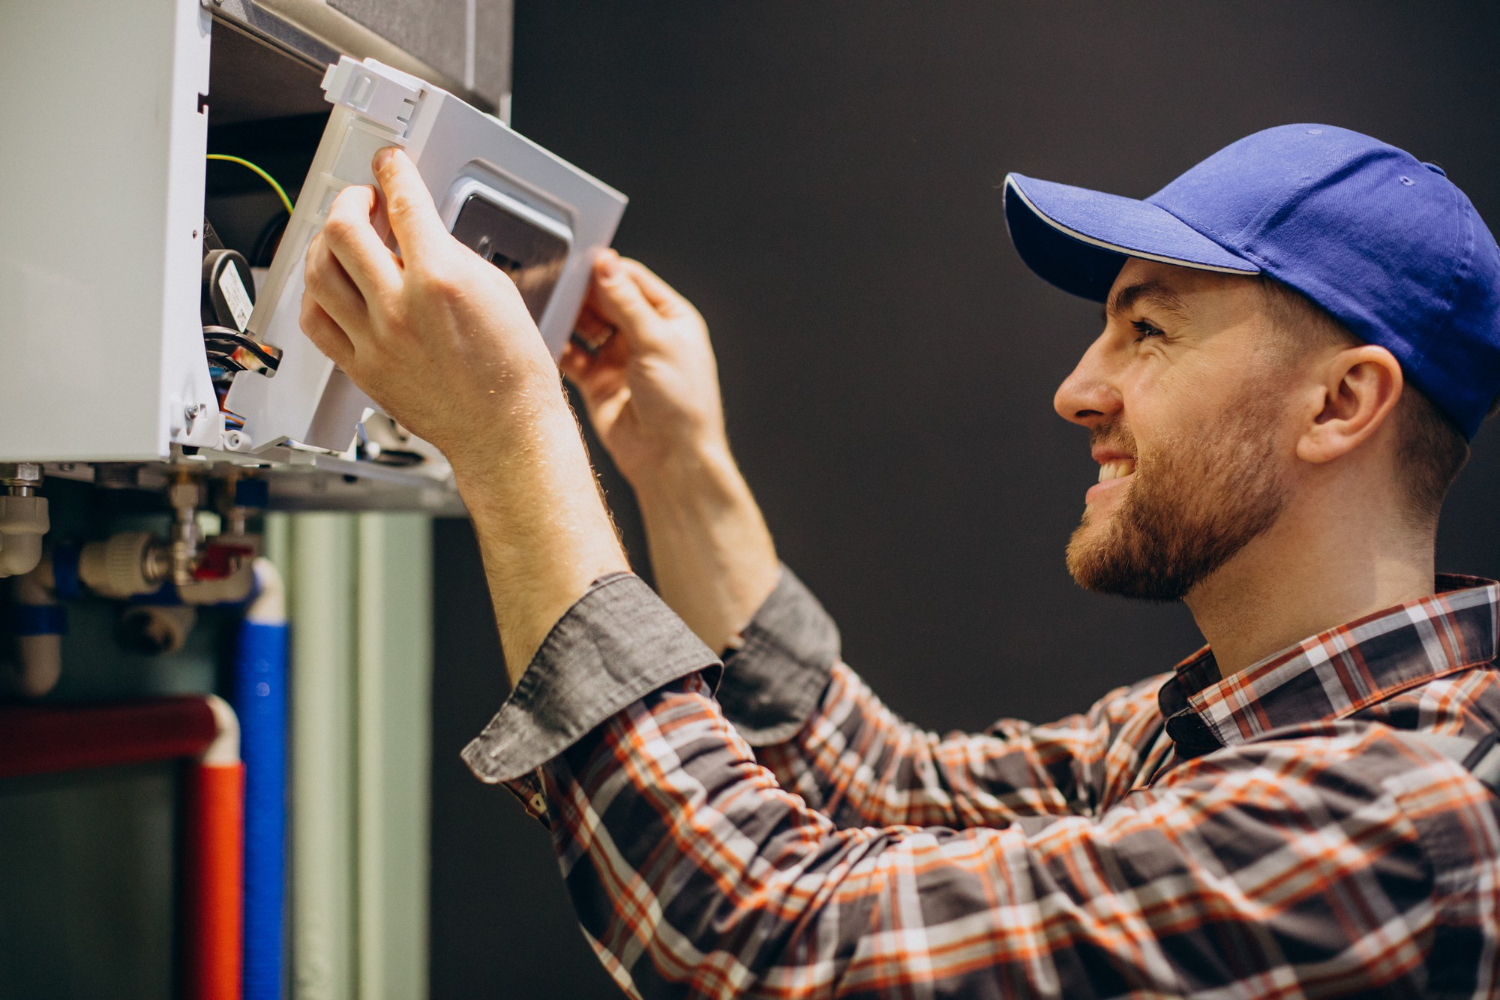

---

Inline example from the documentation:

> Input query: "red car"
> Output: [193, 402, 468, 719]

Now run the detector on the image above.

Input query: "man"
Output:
[301, 125, 1500, 996]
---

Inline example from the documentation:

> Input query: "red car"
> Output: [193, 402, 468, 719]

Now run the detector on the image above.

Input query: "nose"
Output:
[1053, 332, 1122, 429]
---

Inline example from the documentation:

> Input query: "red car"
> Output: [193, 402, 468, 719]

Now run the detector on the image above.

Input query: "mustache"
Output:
[1089, 423, 1138, 458]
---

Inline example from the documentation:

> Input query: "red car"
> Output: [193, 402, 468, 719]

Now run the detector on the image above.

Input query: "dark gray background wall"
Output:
[431, 4, 1500, 996]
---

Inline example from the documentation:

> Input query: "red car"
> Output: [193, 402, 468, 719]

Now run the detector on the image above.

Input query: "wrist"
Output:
[453, 398, 629, 682]
[450, 395, 602, 530]
[444, 365, 573, 484]
[633, 440, 780, 651]
[631, 438, 742, 511]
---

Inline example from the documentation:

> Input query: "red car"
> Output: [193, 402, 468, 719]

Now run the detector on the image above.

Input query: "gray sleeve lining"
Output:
[461, 573, 720, 783]
[715, 565, 842, 746]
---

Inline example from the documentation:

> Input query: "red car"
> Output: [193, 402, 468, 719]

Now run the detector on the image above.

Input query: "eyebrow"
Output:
[1104, 279, 1190, 322]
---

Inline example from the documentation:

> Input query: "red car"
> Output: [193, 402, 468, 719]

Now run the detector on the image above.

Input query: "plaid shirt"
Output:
[463, 569, 1500, 998]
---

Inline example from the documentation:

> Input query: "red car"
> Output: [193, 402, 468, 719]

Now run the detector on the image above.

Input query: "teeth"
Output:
[1097, 459, 1136, 483]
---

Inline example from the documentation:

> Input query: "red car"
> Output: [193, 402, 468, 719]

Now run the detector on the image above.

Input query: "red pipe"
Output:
[0, 696, 243, 1000]
[0, 697, 218, 777]
[187, 759, 245, 1000]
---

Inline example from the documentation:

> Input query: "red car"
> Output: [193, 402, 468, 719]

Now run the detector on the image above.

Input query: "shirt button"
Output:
[1166, 713, 1222, 757]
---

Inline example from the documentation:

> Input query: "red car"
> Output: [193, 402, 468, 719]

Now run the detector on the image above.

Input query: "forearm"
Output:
[633, 442, 780, 653]
[453, 380, 629, 684]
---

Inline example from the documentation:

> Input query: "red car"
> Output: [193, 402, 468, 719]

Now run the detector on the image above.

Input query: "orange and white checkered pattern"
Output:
[508, 576, 1500, 997]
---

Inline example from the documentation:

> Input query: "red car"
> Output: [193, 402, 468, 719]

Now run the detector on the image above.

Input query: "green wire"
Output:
[206, 154, 294, 215]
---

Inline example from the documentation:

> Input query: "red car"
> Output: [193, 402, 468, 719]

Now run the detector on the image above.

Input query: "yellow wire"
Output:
[206, 154, 294, 215]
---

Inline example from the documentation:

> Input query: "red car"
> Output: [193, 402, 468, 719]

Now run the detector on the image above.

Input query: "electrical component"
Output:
[202, 224, 257, 332]
[202, 220, 283, 378]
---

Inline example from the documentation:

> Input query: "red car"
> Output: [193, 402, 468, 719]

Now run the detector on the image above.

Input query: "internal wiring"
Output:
[203, 325, 283, 375]
[206, 154, 294, 215]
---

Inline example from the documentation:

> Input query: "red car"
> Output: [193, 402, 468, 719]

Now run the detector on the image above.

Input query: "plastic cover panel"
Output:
[225, 57, 626, 454]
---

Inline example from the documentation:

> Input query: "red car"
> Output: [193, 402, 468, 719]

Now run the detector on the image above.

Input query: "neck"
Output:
[1185, 498, 1436, 678]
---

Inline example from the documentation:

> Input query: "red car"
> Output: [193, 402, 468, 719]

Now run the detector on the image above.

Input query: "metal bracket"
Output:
[203, 0, 341, 72]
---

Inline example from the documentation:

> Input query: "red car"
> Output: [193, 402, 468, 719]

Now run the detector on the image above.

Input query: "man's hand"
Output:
[560, 252, 728, 490]
[300, 147, 556, 474]
[301, 147, 627, 680]
[562, 255, 779, 652]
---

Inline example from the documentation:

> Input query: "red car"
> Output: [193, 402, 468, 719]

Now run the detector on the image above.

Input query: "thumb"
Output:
[372, 147, 446, 262]
[591, 250, 660, 345]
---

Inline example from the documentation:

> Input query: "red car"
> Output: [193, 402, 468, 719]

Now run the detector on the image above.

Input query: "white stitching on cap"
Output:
[1006, 177, 1260, 276]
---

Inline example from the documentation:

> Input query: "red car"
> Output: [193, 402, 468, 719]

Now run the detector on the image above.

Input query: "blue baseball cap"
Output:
[1004, 124, 1500, 439]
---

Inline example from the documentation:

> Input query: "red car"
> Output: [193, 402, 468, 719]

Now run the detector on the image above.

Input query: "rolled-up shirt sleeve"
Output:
[461, 573, 721, 785]
[715, 565, 843, 745]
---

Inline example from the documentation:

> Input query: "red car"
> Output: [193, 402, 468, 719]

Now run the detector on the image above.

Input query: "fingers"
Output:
[560, 335, 627, 412]
[372, 147, 448, 263]
[572, 302, 618, 353]
[299, 295, 355, 370]
[619, 258, 689, 316]
[590, 251, 661, 343]
[562, 319, 626, 382]
[305, 232, 368, 334]
[322, 184, 402, 297]
[559, 341, 605, 397]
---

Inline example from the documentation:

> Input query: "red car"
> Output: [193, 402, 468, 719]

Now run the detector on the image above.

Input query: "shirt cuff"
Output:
[715, 564, 841, 746]
[461, 573, 721, 784]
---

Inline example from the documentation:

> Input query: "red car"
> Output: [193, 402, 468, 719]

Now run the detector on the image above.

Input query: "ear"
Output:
[1296, 345, 1404, 465]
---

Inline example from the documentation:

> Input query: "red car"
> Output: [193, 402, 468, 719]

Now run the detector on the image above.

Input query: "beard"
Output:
[1065, 389, 1289, 602]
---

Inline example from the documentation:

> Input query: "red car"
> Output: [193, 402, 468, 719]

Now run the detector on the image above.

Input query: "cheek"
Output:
[1124, 354, 1260, 449]
[1118, 372, 1191, 456]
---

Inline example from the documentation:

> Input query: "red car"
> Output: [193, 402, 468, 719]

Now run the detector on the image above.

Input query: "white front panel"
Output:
[226, 57, 626, 456]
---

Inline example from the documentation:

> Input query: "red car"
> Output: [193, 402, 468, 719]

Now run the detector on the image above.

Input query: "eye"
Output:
[1132, 319, 1166, 342]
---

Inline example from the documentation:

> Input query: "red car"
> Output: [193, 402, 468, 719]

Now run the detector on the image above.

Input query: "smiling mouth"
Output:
[1097, 459, 1136, 484]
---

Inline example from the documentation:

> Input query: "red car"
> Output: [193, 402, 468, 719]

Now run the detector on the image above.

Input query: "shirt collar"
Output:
[1157, 575, 1500, 757]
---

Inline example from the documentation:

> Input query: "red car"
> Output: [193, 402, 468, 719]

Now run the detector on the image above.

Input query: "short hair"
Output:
[1255, 275, 1473, 526]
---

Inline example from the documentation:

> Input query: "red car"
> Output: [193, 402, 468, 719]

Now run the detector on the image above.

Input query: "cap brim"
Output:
[1004, 174, 1259, 302]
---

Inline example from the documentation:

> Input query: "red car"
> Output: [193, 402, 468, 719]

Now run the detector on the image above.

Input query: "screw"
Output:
[184, 402, 210, 424]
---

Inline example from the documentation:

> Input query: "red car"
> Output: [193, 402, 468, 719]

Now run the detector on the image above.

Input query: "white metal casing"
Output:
[2, 16, 621, 509]
[226, 56, 628, 454]
[0, 0, 220, 462]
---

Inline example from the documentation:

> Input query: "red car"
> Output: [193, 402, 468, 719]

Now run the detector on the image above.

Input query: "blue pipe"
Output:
[235, 560, 288, 1000]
